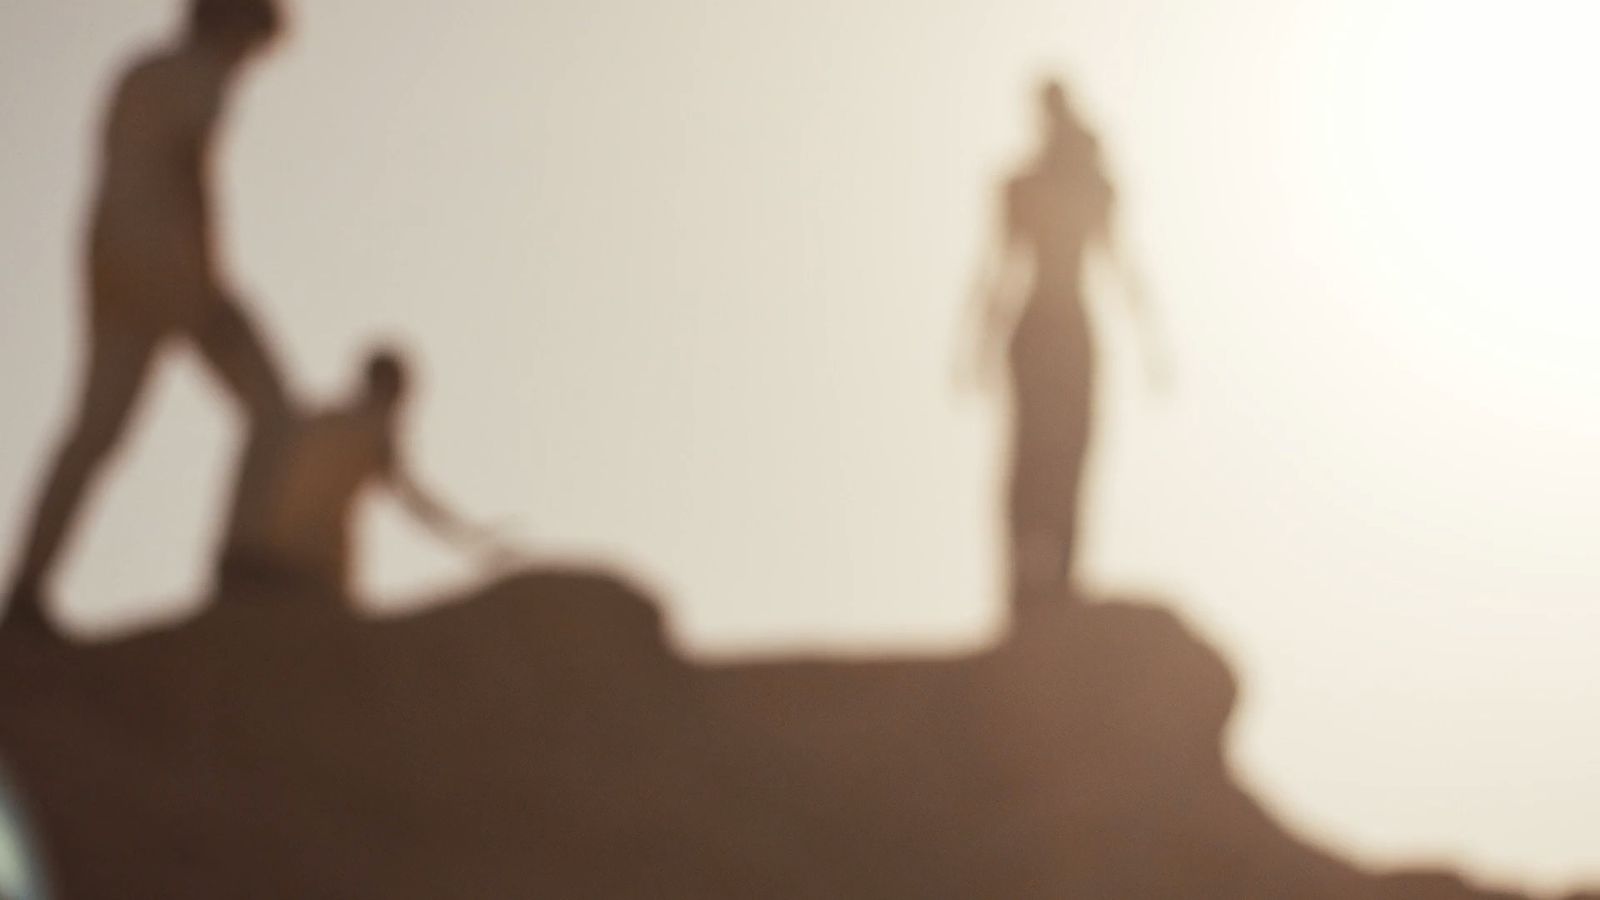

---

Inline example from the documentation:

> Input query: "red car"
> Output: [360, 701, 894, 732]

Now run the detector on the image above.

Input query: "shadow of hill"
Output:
[0, 570, 1584, 899]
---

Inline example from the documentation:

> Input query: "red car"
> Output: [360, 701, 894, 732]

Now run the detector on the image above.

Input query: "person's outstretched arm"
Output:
[389, 468, 523, 566]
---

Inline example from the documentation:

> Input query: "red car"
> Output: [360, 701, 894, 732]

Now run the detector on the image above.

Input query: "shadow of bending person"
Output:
[4, 0, 292, 638]
[965, 79, 1166, 607]
[216, 347, 517, 605]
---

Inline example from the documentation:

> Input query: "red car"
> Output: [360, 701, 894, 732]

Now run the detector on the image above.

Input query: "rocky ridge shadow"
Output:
[0, 570, 1589, 899]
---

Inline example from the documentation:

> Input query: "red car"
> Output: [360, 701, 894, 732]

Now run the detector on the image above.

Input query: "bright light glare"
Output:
[1329, 4, 1600, 422]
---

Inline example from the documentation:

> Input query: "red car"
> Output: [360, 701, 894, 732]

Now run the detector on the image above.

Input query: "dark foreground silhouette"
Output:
[0, 573, 1590, 900]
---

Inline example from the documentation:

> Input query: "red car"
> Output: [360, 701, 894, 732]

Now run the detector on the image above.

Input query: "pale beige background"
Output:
[2, 1, 1598, 893]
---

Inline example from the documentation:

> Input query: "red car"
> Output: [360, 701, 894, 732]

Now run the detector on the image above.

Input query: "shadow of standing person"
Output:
[964, 80, 1166, 607]
[3, 0, 291, 640]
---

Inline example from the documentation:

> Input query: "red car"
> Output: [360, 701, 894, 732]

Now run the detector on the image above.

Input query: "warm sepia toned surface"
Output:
[1, 0, 1597, 893]
[0, 575, 1553, 900]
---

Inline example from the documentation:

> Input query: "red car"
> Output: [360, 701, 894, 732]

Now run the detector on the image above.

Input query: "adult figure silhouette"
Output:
[216, 348, 514, 601]
[4, 0, 289, 636]
[968, 80, 1163, 603]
